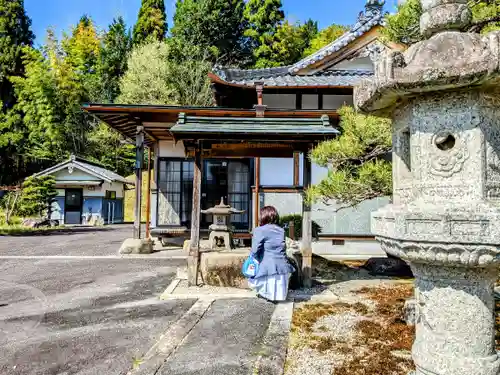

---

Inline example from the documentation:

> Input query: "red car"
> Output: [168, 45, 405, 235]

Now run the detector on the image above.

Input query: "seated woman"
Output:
[248, 206, 295, 303]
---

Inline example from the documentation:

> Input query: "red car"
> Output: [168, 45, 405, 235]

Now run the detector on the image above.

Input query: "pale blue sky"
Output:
[25, 0, 397, 46]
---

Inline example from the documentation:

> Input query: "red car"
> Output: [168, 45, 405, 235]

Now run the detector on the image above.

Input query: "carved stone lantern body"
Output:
[354, 1, 500, 374]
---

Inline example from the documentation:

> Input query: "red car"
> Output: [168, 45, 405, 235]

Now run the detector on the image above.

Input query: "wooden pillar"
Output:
[254, 158, 261, 228]
[293, 152, 300, 186]
[145, 147, 152, 239]
[254, 81, 264, 229]
[301, 147, 313, 288]
[188, 146, 203, 286]
[134, 126, 144, 240]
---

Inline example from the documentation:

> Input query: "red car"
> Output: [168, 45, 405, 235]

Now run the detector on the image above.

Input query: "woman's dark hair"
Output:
[260, 206, 279, 226]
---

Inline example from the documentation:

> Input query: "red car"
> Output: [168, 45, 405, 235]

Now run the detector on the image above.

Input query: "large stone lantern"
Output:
[355, 1, 500, 374]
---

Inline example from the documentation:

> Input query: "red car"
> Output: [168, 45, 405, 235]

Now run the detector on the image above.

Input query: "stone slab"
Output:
[252, 301, 294, 375]
[199, 250, 250, 289]
[156, 299, 276, 375]
[130, 299, 214, 375]
[119, 238, 153, 255]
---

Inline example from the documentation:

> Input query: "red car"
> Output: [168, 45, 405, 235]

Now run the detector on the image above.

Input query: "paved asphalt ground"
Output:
[0, 225, 138, 257]
[0, 226, 278, 375]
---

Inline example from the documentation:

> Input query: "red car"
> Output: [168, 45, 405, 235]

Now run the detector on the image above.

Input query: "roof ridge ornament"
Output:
[358, 0, 385, 23]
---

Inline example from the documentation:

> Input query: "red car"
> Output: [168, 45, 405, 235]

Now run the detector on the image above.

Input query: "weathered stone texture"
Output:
[355, 31, 500, 115]
[354, 1, 500, 374]
[119, 238, 153, 254]
[420, 0, 472, 37]
[410, 264, 499, 375]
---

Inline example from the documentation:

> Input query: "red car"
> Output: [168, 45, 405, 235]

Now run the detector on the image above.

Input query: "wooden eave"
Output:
[82, 103, 340, 146]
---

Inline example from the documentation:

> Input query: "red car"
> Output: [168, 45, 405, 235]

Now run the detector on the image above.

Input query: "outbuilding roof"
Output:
[35, 155, 131, 185]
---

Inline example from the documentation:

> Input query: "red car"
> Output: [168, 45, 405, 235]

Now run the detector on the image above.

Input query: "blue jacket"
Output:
[250, 224, 295, 278]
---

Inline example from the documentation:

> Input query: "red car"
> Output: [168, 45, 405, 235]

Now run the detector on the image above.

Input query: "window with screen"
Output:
[228, 161, 250, 229]
[157, 159, 193, 226]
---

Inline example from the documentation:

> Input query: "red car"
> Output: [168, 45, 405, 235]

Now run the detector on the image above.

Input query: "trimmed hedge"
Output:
[279, 214, 322, 240]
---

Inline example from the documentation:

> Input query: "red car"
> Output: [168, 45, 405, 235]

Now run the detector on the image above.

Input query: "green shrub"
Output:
[279, 214, 322, 240]
[18, 176, 57, 219]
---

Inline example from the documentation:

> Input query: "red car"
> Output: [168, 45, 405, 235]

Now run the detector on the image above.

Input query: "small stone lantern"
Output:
[201, 198, 244, 250]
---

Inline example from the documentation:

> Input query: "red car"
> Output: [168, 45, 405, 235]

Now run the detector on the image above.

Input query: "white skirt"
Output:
[248, 273, 290, 301]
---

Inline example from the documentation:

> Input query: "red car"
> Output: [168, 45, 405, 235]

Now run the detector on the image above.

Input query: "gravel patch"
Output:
[286, 304, 365, 375]
[314, 312, 363, 340]
[285, 283, 415, 375]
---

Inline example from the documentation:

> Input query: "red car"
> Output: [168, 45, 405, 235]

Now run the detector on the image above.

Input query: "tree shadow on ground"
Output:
[289, 253, 414, 299]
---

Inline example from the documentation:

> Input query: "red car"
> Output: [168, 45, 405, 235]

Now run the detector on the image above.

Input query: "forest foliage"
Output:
[3, 0, 499, 212]
[0, 0, 350, 186]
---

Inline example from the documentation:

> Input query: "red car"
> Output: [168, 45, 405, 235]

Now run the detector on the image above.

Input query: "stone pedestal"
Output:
[382, 237, 500, 374]
[411, 264, 499, 375]
[353, 0, 500, 373]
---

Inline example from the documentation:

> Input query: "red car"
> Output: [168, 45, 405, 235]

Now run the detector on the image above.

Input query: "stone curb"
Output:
[160, 277, 341, 302]
[252, 301, 294, 375]
[128, 298, 214, 375]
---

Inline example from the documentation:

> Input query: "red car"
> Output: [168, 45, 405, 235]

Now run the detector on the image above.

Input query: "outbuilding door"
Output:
[64, 188, 83, 224]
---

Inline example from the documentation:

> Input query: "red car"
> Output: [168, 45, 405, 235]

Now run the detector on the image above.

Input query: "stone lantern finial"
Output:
[420, 0, 472, 37]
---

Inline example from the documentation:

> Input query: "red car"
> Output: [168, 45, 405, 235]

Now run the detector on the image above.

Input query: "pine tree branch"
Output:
[468, 15, 500, 33]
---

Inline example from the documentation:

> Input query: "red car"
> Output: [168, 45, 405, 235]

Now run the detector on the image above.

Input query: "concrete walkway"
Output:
[129, 294, 294, 375]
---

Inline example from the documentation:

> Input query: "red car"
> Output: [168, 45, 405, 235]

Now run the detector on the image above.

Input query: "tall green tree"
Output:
[97, 17, 132, 102]
[382, 0, 422, 45]
[383, 0, 500, 45]
[132, 0, 167, 45]
[244, 0, 284, 54]
[118, 40, 213, 106]
[86, 123, 135, 178]
[0, 0, 34, 111]
[303, 24, 349, 57]
[11, 18, 100, 165]
[302, 19, 319, 47]
[254, 21, 314, 68]
[171, 0, 247, 65]
[307, 106, 392, 209]
[0, 0, 34, 185]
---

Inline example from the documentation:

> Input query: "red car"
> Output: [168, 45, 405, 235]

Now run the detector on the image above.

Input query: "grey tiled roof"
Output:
[36, 155, 130, 185]
[170, 114, 339, 137]
[215, 66, 291, 82]
[213, 69, 374, 87]
[73, 159, 130, 184]
[289, 2, 385, 73]
[212, 1, 384, 88]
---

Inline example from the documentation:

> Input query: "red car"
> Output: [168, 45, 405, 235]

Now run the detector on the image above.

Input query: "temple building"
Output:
[84, 0, 400, 248]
